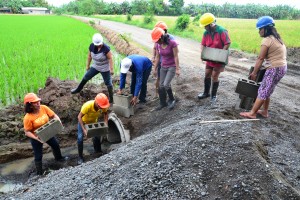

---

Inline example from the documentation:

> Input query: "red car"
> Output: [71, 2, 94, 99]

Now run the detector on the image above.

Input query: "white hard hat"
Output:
[120, 57, 132, 74]
[92, 33, 103, 46]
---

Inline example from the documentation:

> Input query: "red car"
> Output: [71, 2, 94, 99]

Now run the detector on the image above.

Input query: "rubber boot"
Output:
[198, 78, 211, 99]
[166, 88, 175, 110]
[156, 87, 168, 110]
[71, 79, 88, 94]
[107, 86, 114, 104]
[35, 161, 43, 176]
[52, 146, 69, 162]
[93, 137, 102, 153]
[211, 81, 219, 103]
[77, 143, 84, 165]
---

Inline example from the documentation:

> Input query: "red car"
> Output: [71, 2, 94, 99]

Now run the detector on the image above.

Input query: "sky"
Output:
[46, 0, 300, 9]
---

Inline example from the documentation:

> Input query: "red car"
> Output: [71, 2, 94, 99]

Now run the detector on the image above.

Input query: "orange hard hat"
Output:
[155, 21, 168, 30]
[24, 93, 41, 104]
[151, 27, 164, 42]
[95, 93, 110, 108]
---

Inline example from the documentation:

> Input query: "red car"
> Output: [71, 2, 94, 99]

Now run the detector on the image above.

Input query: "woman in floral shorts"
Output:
[240, 16, 287, 119]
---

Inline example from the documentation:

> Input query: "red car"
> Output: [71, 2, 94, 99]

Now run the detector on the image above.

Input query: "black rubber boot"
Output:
[35, 161, 43, 176]
[156, 87, 168, 110]
[211, 81, 219, 103]
[198, 78, 211, 99]
[93, 137, 102, 153]
[107, 86, 114, 104]
[71, 79, 88, 94]
[77, 143, 84, 165]
[52, 146, 69, 162]
[166, 88, 175, 110]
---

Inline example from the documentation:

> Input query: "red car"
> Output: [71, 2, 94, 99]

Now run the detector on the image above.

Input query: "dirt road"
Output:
[2, 17, 300, 198]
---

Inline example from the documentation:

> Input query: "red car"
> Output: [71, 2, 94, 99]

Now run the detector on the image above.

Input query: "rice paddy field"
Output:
[0, 15, 122, 106]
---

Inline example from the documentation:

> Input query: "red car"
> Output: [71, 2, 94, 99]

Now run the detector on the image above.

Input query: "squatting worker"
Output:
[77, 93, 110, 165]
[240, 16, 287, 119]
[23, 93, 68, 175]
[117, 55, 152, 105]
[198, 13, 231, 103]
[152, 21, 175, 98]
[151, 27, 180, 111]
[71, 33, 115, 104]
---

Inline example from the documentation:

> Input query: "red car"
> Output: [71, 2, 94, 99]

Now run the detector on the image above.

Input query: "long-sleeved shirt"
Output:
[119, 55, 152, 97]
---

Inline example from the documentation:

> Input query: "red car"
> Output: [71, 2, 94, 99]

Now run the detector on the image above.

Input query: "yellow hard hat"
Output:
[199, 13, 216, 27]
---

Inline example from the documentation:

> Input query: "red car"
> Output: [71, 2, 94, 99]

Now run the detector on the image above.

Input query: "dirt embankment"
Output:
[1, 17, 300, 199]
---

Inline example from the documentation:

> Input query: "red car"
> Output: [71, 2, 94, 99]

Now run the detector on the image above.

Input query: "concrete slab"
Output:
[85, 122, 108, 138]
[35, 118, 63, 142]
[235, 78, 260, 98]
[201, 47, 229, 64]
[112, 104, 134, 118]
[113, 94, 132, 108]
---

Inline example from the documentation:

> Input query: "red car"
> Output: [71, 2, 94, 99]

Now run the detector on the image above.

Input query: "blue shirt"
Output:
[119, 55, 152, 97]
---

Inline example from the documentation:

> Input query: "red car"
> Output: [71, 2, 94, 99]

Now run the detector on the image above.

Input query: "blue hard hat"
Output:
[256, 16, 275, 29]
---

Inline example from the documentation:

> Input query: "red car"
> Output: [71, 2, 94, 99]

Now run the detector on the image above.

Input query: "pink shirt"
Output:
[157, 40, 178, 68]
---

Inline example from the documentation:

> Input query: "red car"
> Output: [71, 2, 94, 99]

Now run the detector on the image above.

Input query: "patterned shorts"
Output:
[258, 66, 287, 100]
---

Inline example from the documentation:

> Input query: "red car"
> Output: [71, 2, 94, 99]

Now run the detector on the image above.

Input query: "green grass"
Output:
[94, 15, 300, 53]
[0, 15, 123, 106]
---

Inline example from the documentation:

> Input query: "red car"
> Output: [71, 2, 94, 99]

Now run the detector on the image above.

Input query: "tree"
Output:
[168, 0, 184, 15]
[149, 0, 164, 15]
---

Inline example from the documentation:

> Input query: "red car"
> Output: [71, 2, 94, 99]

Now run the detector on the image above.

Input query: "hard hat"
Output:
[155, 21, 168, 30]
[95, 93, 110, 108]
[24, 93, 41, 104]
[120, 57, 132, 74]
[151, 27, 164, 42]
[92, 33, 103, 46]
[199, 13, 216, 27]
[256, 16, 275, 29]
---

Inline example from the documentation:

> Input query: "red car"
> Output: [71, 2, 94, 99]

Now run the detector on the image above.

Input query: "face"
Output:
[258, 28, 264, 37]
[31, 101, 41, 110]
[95, 44, 103, 48]
[156, 38, 162, 44]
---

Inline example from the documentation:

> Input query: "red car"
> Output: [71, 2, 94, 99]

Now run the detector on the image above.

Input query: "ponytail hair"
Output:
[264, 26, 283, 44]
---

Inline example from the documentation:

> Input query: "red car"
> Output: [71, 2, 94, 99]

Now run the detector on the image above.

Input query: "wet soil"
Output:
[1, 17, 300, 198]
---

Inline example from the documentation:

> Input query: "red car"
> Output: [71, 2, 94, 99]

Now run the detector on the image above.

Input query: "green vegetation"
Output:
[54, 0, 300, 20]
[94, 15, 300, 53]
[0, 15, 122, 106]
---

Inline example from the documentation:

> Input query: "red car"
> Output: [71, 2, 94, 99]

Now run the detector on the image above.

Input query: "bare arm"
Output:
[25, 130, 43, 143]
[78, 112, 87, 137]
[153, 49, 160, 76]
[103, 112, 108, 125]
[106, 51, 114, 75]
[173, 46, 180, 76]
[86, 51, 92, 71]
[152, 44, 156, 63]
[250, 45, 268, 80]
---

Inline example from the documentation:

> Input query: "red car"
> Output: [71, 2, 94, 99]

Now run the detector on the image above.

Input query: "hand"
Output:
[86, 66, 90, 71]
[176, 68, 180, 77]
[110, 70, 114, 76]
[35, 136, 44, 144]
[249, 72, 257, 81]
[117, 89, 122, 95]
[153, 70, 157, 78]
[130, 96, 138, 106]
[83, 129, 88, 138]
